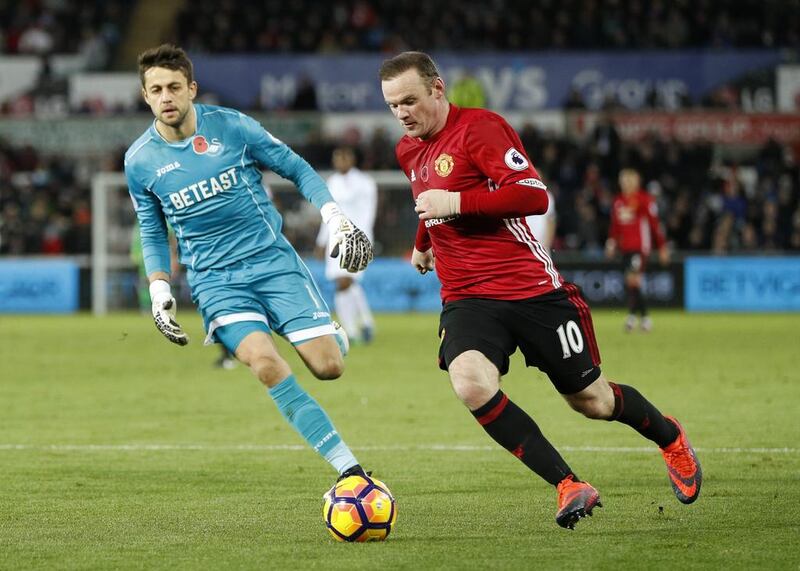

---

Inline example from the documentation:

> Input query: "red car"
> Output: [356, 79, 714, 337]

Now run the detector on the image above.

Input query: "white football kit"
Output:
[316, 168, 377, 280]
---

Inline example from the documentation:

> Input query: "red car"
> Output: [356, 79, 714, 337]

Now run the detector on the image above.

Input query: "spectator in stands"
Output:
[170, 0, 800, 53]
[18, 19, 54, 55]
[290, 74, 319, 111]
[78, 27, 111, 71]
[449, 72, 487, 109]
[791, 209, 800, 249]
[361, 126, 396, 170]
[589, 113, 622, 180]
[1, 123, 799, 258]
[1, 1, 124, 57]
[563, 87, 587, 110]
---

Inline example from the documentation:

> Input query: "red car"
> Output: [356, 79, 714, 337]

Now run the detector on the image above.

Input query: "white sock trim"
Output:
[324, 441, 359, 474]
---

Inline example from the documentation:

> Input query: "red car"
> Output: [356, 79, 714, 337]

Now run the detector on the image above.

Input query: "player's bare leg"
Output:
[235, 331, 292, 388]
[624, 271, 643, 332]
[294, 334, 345, 381]
[448, 350, 601, 529]
[447, 350, 499, 409]
[563, 374, 702, 504]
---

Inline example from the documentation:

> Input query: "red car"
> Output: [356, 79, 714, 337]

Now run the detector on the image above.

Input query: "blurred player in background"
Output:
[315, 146, 378, 344]
[380, 51, 701, 530]
[125, 44, 374, 484]
[525, 188, 557, 253]
[605, 168, 670, 332]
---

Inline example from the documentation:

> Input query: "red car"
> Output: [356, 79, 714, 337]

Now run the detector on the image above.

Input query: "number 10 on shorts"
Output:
[556, 320, 584, 359]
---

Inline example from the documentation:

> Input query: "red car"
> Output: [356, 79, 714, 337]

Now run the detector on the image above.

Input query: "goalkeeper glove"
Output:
[149, 280, 189, 346]
[320, 202, 373, 273]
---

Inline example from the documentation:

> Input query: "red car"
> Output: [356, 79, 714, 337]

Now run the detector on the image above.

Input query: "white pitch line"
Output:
[0, 444, 796, 454]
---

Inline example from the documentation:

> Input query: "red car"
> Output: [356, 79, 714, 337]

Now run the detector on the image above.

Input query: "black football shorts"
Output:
[437, 284, 602, 395]
[622, 252, 645, 273]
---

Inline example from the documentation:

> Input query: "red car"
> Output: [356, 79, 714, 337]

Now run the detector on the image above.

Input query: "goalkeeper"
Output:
[124, 44, 373, 481]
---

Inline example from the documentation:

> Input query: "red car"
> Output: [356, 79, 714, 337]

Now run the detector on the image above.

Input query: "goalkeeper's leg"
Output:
[229, 327, 359, 475]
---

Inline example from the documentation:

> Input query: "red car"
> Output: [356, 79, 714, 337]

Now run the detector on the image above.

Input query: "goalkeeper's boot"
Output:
[324, 464, 370, 500]
[555, 475, 602, 530]
[337, 464, 369, 482]
[660, 416, 702, 504]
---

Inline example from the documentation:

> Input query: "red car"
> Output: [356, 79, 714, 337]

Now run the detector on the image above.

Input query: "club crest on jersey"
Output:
[504, 147, 529, 171]
[206, 138, 223, 155]
[192, 135, 209, 154]
[434, 153, 454, 177]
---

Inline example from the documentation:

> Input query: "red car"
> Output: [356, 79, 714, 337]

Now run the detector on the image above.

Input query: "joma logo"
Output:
[156, 161, 181, 177]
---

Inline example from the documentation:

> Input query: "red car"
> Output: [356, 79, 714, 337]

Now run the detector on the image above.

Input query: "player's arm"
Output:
[239, 113, 372, 272]
[125, 165, 188, 346]
[414, 118, 549, 220]
[604, 238, 617, 259]
[647, 197, 670, 265]
[605, 201, 619, 258]
[414, 179, 550, 220]
[412, 221, 434, 274]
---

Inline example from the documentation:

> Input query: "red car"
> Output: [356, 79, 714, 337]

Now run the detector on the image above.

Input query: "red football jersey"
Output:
[396, 105, 562, 303]
[608, 190, 666, 255]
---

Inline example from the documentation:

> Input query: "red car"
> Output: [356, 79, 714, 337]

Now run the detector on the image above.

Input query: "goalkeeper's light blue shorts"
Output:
[187, 235, 335, 353]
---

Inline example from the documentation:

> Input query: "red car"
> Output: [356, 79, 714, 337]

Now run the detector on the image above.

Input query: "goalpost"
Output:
[91, 172, 134, 316]
[90, 170, 410, 315]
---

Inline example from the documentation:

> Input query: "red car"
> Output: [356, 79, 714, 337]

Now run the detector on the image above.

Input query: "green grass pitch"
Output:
[1, 310, 798, 569]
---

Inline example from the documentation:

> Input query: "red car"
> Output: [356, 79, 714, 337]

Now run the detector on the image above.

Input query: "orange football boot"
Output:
[555, 475, 602, 529]
[660, 416, 702, 504]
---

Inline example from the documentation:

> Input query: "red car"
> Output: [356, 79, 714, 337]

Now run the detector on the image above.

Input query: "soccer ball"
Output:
[323, 474, 397, 542]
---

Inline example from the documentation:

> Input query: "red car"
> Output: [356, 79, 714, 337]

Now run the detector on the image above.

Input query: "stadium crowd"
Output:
[2, 1, 798, 59]
[173, 0, 800, 53]
[2, 127, 799, 257]
[0, 0, 127, 67]
[0, 139, 96, 255]
[1, 1, 799, 258]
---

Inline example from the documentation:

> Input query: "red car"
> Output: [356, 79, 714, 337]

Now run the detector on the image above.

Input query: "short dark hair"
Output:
[138, 44, 194, 86]
[379, 51, 440, 92]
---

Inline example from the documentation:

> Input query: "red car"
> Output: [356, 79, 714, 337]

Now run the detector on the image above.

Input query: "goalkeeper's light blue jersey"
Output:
[124, 103, 332, 275]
